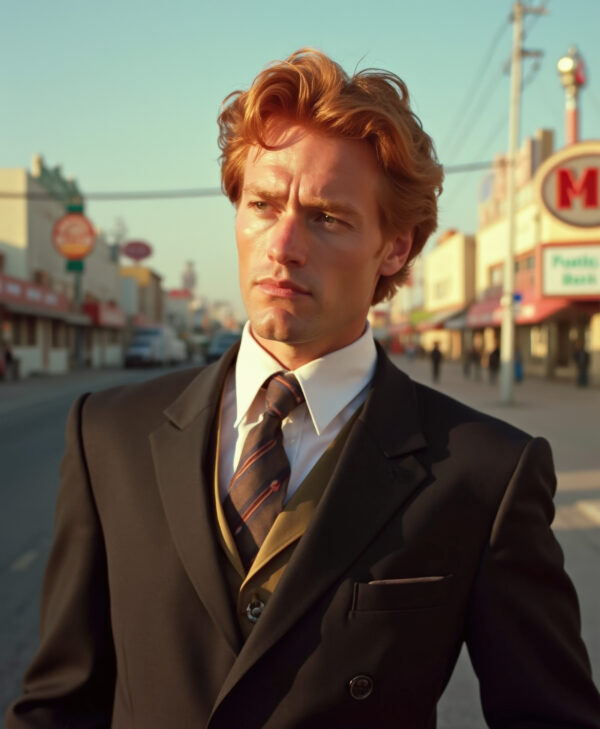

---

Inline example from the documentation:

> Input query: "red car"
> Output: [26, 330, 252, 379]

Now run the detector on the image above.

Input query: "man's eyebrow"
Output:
[306, 197, 361, 219]
[242, 186, 361, 221]
[242, 186, 283, 203]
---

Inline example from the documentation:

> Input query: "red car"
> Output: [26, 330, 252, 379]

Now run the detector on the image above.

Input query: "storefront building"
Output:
[468, 134, 600, 383]
[419, 231, 475, 359]
[0, 156, 127, 376]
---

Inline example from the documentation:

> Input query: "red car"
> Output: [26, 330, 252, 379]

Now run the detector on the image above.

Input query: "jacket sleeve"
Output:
[465, 436, 600, 728]
[5, 394, 116, 729]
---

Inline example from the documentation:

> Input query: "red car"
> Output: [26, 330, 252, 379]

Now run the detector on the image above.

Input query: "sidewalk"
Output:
[390, 354, 600, 475]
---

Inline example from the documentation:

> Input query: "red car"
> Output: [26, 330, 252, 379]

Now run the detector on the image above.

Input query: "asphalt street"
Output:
[1, 359, 599, 726]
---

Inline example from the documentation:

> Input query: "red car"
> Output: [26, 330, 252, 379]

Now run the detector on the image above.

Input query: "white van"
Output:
[125, 326, 187, 367]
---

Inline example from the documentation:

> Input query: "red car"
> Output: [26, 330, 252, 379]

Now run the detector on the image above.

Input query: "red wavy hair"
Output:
[218, 48, 443, 304]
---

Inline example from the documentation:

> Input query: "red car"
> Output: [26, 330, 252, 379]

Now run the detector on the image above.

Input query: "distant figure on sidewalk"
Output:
[464, 344, 482, 381]
[1, 340, 15, 380]
[430, 341, 442, 382]
[488, 344, 500, 385]
[574, 340, 590, 387]
[514, 346, 523, 383]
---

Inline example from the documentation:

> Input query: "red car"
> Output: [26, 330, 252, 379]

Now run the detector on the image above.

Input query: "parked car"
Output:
[206, 330, 242, 363]
[125, 326, 187, 367]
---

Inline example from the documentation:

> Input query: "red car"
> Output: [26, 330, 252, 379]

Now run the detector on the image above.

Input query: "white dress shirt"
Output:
[218, 321, 378, 505]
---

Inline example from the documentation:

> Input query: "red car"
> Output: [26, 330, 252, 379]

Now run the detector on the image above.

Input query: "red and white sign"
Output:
[52, 214, 96, 260]
[122, 240, 153, 261]
[0, 273, 69, 312]
[537, 143, 600, 228]
[83, 301, 127, 329]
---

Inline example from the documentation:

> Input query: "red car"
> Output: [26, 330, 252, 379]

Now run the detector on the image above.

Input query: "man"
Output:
[7, 49, 600, 729]
[430, 342, 442, 382]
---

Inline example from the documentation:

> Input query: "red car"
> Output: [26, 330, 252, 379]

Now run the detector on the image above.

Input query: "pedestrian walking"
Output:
[488, 344, 500, 384]
[431, 341, 442, 382]
[514, 346, 523, 383]
[574, 340, 590, 387]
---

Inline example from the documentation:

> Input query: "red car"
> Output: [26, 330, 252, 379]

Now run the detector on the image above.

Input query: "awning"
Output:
[444, 311, 469, 330]
[467, 296, 502, 328]
[417, 306, 467, 332]
[388, 322, 415, 336]
[63, 311, 93, 326]
[2, 301, 93, 326]
[466, 291, 596, 328]
[516, 297, 568, 324]
[1, 301, 66, 320]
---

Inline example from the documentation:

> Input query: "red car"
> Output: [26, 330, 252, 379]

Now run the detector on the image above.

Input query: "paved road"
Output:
[0, 365, 195, 716]
[1, 360, 599, 725]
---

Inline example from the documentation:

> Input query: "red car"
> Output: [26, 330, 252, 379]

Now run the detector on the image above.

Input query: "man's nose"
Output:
[267, 214, 307, 266]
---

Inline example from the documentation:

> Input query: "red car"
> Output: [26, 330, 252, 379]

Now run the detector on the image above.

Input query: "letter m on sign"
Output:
[556, 167, 599, 209]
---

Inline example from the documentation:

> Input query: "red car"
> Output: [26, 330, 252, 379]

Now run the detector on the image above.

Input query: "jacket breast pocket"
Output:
[351, 574, 453, 613]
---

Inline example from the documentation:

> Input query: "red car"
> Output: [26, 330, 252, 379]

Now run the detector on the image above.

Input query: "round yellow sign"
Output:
[52, 214, 96, 260]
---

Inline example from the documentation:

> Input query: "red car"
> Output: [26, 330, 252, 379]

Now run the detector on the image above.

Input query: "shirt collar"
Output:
[234, 321, 377, 435]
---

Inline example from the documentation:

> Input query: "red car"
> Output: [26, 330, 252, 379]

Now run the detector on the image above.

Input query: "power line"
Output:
[0, 187, 223, 201]
[439, 16, 510, 157]
[523, 0, 551, 37]
[0, 163, 495, 203]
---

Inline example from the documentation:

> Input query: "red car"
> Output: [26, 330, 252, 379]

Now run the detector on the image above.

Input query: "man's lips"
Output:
[256, 277, 310, 297]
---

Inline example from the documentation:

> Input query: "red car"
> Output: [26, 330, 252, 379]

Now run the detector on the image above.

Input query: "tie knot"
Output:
[264, 372, 305, 422]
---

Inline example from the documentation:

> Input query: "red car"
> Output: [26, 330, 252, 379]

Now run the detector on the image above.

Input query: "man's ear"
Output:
[378, 229, 414, 276]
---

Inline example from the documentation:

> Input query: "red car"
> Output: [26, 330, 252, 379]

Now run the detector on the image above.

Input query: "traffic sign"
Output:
[66, 260, 84, 272]
[52, 214, 96, 260]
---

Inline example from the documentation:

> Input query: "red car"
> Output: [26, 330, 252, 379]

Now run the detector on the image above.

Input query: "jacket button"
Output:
[245, 598, 265, 623]
[348, 674, 374, 700]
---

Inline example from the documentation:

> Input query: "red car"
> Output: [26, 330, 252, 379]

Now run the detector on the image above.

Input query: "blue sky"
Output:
[2, 0, 600, 316]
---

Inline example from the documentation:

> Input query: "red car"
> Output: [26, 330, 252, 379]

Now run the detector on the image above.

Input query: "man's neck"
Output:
[249, 326, 369, 370]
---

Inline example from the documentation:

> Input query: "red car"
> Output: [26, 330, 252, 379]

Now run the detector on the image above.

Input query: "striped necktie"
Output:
[223, 372, 305, 570]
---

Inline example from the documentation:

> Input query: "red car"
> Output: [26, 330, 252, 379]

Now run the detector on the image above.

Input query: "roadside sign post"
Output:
[52, 199, 95, 369]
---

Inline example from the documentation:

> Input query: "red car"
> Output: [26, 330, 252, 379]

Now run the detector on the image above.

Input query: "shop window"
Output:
[490, 266, 503, 287]
[15, 315, 37, 346]
[12, 316, 22, 346]
[530, 326, 548, 359]
[51, 320, 65, 348]
[433, 279, 451, 300]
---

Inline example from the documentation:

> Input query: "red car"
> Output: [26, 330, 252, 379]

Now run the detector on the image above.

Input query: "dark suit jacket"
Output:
[7, 346, 600, 728]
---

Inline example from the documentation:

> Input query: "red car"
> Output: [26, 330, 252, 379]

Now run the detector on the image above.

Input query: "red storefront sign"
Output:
[0, 273, 69, 313]
[538, 143, 600, 227]
[83, 301, 127, 329]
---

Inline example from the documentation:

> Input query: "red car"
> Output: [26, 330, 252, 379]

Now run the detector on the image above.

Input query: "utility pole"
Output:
[500, 1, 545, 404]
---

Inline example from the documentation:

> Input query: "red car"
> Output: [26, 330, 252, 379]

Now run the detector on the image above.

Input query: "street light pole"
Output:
[500, 1, 523, 405]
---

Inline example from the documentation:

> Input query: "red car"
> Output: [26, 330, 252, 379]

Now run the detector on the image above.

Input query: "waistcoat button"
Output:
[348, 674, 374, 700]
[246, 598, 265, 623]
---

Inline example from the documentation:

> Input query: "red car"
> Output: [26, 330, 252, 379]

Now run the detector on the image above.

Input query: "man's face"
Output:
[235, 121, 411, 368]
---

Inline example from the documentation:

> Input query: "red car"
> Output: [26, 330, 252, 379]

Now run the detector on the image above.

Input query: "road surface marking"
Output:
[576, 499, 600, 526]
[557, 470, 600, 492]
[10, 549, 39, 572]
[553, 504, 596, 531]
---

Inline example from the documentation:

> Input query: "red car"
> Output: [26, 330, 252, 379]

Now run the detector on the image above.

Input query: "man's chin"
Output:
[249, 315, 300, 344]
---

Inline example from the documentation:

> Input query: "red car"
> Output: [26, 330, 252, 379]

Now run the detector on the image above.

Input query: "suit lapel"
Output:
[150, 343, 242, 655]
[211, 348, 428, 714]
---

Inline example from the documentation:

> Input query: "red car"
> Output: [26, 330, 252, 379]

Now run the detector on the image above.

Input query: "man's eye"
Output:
[316, 212, 339, 226]
[249, 200, 269, 211]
